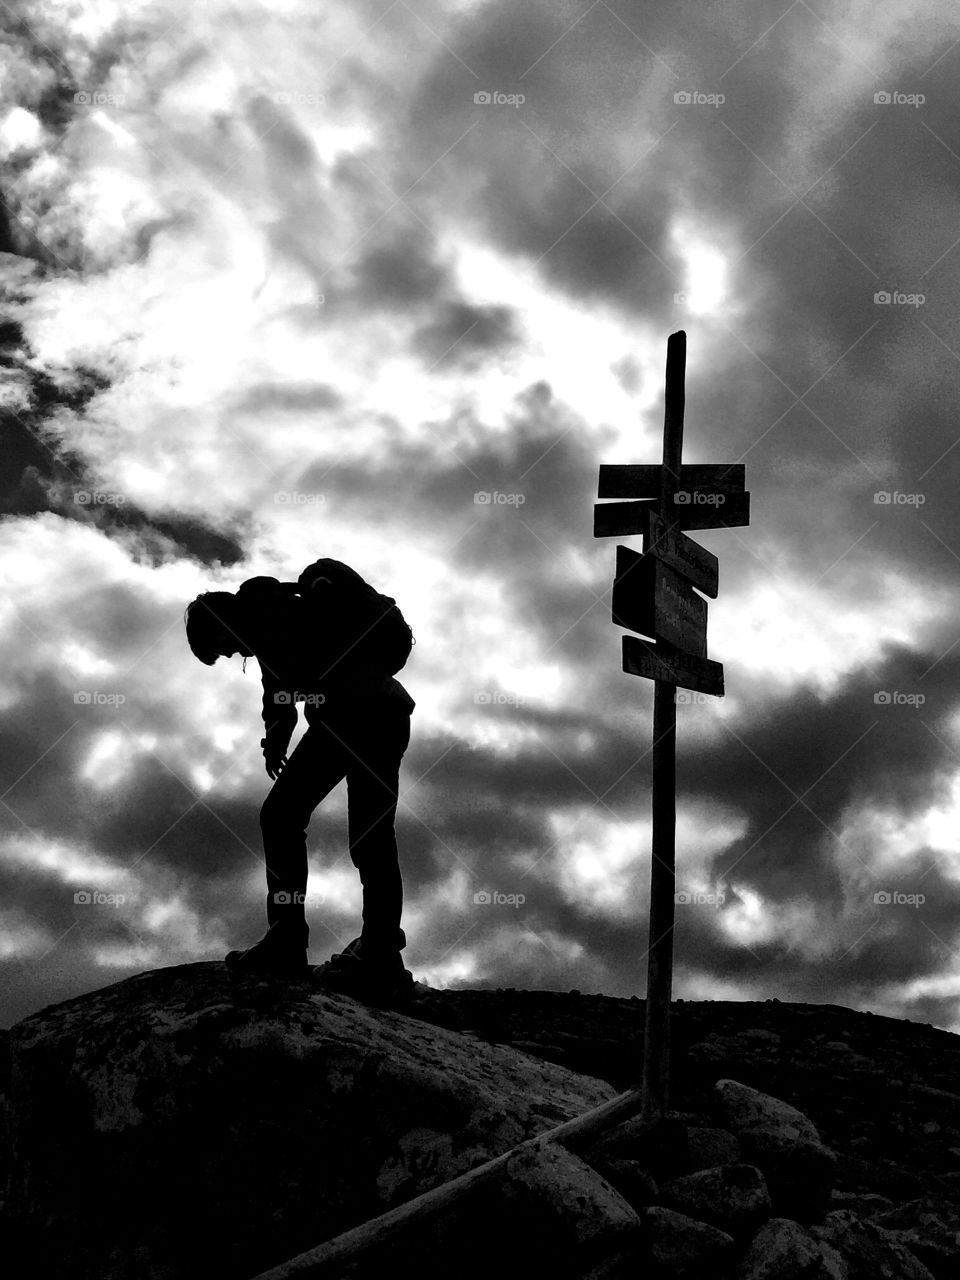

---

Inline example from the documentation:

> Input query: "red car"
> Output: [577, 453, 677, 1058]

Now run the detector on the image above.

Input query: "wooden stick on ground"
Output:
[251, 1085, 646, 1279]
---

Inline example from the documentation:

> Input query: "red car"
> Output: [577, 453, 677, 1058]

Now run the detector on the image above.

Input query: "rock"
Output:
[817, 1241, 851, 1278]
[713, 1080, 837, 1220]
[829, 1190, 894, 1217]
[684, 1125, 741, 1172]
[587, 1111, 691, 1182]
[733, 1217, 825, 1279]
[641, 1204, 736, 1271]
[714, 1079, 822, 1145]
[876, 1195, 960, 1277]
[659, 1163, 772, 1237]
[586, 1155, 658, 1211]
[5, 963, 617, 1280]
[333, 1143, 647, 1280]
[742, 1028, 781, 1043]
[810, 1209, 936, 1279]
[444, 1142, 643, 1280]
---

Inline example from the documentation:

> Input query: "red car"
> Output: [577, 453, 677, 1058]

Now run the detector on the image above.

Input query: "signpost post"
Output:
[595, 331, 749, 1117]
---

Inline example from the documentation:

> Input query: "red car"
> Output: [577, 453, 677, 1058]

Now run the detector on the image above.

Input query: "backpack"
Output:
[295, 559, 414, 676]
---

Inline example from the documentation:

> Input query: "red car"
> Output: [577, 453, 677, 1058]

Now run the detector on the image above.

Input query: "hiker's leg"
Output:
[258, 724, 347, 945]
[340, 706, 412, 957]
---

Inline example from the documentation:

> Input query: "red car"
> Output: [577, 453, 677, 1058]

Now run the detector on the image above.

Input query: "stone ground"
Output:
[4, 977, 960, 1277]
[404, 988, 960, 1206]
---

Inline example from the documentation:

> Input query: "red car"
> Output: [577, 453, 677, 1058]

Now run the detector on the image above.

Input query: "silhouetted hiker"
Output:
[184, 559, 416, 1006]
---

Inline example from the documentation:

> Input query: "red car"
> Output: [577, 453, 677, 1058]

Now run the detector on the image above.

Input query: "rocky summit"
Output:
[1, 965, 959, 1278]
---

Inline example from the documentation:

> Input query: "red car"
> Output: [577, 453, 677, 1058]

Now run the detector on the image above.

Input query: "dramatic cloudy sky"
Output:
[3, 0, 960, 1032]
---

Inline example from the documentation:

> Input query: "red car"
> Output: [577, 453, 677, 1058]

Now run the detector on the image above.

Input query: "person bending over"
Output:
[184, 559, 415, 1006]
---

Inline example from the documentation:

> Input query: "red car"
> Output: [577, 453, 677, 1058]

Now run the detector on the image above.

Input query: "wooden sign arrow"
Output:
[643, 507, 718, 598]
[668, 490, 750, 529]
[622, 634, 724, 697]
[612, 544, 707, 658]
[594, 491, 750, 536]
[599, 463, 745, 499]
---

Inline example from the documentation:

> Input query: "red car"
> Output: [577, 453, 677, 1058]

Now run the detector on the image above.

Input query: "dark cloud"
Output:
[335, 221, 453, 313]
[0, 318, 245, 566]
[411, 299, 522, 369]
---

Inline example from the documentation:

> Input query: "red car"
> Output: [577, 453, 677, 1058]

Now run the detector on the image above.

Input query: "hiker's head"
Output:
[184, 592, 254, 665]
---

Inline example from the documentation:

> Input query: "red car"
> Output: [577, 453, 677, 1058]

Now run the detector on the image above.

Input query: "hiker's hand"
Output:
[265, 751, 288, 780]
[261, 737, 290, 780]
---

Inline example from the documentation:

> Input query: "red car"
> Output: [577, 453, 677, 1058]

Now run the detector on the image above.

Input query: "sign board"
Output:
[599, 463, 745, 499]
[594, 491, 750, 537]
[643, 507, 718, 598]
[622, 634, 724, 697]
[612, 544, 707, 658]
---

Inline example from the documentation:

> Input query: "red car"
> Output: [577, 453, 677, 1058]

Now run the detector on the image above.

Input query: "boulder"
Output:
[586, 1155, 659, 1211]
[641, 1204, 736, 1272]
[587, 1111, 691, 1181]
[829, 1191, 894, 1217]
[876, 1195, 960, 1277]
[659, 1163, 771, 1237]
[485, 1143, 643, 1277]
[733, 1217, 825, 1279]
[5, 963, 618, 1279]
[810, 1209, 936, 1279]
[713, 1080, 837, 1220]
[684, 1125, 741, 1172]
[346, 1142, 644, 1280]
[713, 1079, 822, 1145]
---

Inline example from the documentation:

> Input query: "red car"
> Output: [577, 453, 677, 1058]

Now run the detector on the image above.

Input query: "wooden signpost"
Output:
[595, 330, 749, 1117]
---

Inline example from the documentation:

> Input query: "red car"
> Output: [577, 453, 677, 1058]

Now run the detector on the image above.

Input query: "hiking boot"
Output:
[325, 936, 364, 968]
[225, 922, 310, 979]
[313, 948, 413, 1009]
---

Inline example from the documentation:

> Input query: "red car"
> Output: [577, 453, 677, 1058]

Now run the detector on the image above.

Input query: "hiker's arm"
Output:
[261, 671, 297, 779]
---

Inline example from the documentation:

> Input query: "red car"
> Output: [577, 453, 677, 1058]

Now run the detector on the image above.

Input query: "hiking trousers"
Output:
[259, 702, 412, 956]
